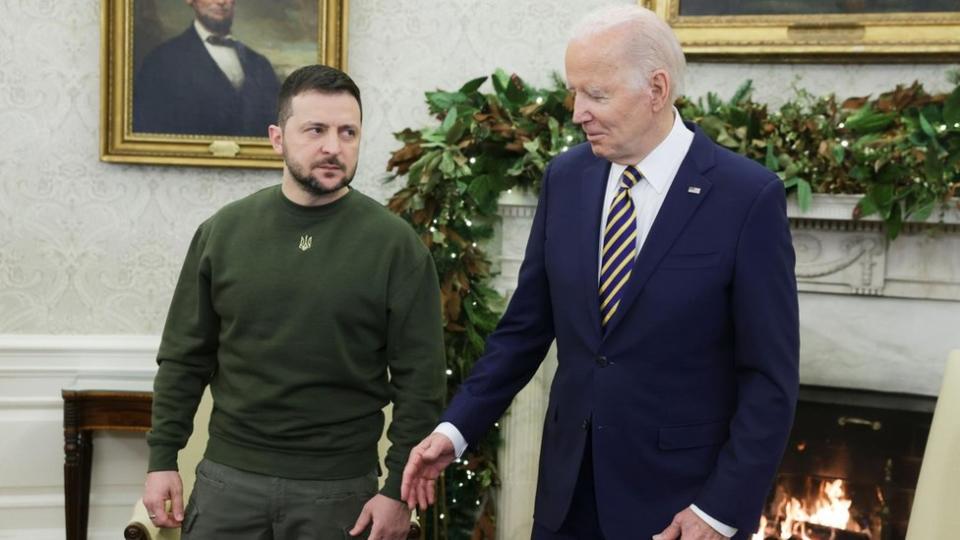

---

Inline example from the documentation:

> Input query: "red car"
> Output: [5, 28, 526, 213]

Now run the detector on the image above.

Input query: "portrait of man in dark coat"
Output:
[133, 0, 281, 137]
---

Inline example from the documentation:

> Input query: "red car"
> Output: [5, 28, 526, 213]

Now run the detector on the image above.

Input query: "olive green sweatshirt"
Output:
[147, 185, 445, 500]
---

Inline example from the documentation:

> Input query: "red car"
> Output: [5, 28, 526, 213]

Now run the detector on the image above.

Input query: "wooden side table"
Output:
[62, 389, 152, 540]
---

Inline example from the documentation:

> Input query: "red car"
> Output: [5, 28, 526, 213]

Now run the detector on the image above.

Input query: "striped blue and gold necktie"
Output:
[599, 166, 642, 329]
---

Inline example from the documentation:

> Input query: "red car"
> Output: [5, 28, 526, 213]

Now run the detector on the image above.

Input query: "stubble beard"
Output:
[287, 155, 355, 197]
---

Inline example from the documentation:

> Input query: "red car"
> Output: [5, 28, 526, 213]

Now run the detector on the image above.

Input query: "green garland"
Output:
[385, 69, 960, 539]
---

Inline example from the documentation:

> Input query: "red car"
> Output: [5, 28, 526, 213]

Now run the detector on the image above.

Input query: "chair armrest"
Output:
[124, 523, 150, 540]
[124, 498, 163, 540]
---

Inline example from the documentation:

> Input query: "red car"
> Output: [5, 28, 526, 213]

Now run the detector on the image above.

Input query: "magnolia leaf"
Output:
[764, 142, 778, 170]
[796, 178, 813, 211]
[492, 69, 510, 100]
[446, 119, 467, 145]
[849, 164, 870, 181]
[832, 143, 846, 164]
[870, 184, 896, 219]
[426, 91, 466, 114]
[843, 106, 895, 133]
[886, 203, 904, 239]
[909, 199, 936, 222]
[841, 96, 870, 109]
[918, 112, 937, 139]
[856, 195, 878, 219]
[459, 76, 488, 95]
[467, 174, 502, 210]
[715, 129, 739, 149]
[730, 80, 754, 105]
[440, 106, 458, 135]
[924, 145, 944, 181]
[944, 86, 960, 126]
[505, 73, 529, 105]
[439, 152, 457, 177]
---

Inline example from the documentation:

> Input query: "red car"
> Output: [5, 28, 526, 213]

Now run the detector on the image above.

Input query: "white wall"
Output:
[0, 1, 957, 538]
[0, 1, 955, 334]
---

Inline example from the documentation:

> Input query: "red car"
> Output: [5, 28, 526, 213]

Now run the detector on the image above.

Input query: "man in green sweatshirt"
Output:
[141, 64, 445, 540]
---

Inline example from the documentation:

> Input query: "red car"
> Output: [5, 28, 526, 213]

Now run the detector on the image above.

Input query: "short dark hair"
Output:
[276, 65, 362, 127]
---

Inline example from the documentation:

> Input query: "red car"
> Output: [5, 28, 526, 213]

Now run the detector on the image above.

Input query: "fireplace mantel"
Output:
[788, 194, 960, 301]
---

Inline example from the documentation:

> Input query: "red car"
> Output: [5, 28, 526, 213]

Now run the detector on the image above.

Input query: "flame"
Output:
[754, 479, 860, 540]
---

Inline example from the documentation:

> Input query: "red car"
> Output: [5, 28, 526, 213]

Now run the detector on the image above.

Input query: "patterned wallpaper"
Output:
[0, 0, 954, 334]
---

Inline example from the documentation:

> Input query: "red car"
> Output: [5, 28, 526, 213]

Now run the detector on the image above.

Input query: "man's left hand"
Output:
[652, 508, 729, 540]
[349, 493, 411, 540]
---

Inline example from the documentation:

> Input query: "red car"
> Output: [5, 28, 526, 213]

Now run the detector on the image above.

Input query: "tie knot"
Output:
[620, 166, 642, 190]
[206, 35, 236, 47]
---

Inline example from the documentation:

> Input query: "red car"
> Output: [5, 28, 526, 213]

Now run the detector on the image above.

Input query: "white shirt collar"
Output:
[193, 20, 235, 43]
[626, 108, 693, 194]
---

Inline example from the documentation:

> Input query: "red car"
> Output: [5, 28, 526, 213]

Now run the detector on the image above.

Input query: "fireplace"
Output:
[754, 385, 935, 540]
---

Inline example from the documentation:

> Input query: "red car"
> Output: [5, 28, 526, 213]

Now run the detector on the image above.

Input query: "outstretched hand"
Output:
[400, 433, 456, 510]
[348, 494, 412, 540]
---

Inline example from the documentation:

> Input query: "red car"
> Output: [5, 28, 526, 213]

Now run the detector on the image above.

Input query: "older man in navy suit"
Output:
[402, 5, 799, 540]
[133, 0, 279, 136]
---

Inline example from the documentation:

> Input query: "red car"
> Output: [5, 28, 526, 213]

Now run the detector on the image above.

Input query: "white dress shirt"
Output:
[435, 109, 736, 538]
[597, 107, 692, 277]
[194, 20, 245, 91]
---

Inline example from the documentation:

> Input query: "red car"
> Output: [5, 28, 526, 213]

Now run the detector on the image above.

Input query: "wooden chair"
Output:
[905, 349, 960, 539]
[123, 394, 420, 539]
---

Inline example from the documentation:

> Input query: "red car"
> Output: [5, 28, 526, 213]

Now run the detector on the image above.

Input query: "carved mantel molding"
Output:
[788, 194, 960, 301]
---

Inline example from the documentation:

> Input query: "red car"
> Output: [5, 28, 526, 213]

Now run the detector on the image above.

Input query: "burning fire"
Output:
[753, 479, 865, 540]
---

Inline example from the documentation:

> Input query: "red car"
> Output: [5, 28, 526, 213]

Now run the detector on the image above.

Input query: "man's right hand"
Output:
[400, 433, 456, 511]
[142, 470, 185, 528]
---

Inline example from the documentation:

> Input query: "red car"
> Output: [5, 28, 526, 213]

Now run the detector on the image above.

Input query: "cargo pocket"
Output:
[315, 491, 373, 540]
[180, 498, 200, 536]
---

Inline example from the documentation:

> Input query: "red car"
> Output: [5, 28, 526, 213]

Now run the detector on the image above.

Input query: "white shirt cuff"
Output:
[690, 504, 737, 538]
[433, 422, 468, 458]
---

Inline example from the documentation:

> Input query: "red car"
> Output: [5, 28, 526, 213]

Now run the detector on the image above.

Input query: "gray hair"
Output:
[570, 5, 686, 101]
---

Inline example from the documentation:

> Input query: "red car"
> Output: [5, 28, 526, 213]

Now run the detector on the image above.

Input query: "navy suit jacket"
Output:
[443, 124, 799, 539]
[133, 26, 279, 137]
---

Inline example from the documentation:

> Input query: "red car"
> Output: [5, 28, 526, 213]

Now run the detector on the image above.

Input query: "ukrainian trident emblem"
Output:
[298, 235, 312, 252]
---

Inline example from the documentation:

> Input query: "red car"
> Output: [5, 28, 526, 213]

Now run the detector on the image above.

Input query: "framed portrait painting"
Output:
[640, 0, 960, 62]
[100, 0, 348, 168]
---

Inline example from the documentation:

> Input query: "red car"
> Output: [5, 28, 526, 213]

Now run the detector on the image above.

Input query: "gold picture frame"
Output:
[100, 0, 349, 169]
[641, 0, 960, 62]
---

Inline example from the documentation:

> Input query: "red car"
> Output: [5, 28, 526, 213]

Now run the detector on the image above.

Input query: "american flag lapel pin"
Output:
[687, 186, 702, 194]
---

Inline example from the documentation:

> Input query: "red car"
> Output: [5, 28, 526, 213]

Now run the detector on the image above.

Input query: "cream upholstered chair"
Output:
[124, 397, 418, 539]
[905, 349, 960, 539]
[125, 388, 213, 540]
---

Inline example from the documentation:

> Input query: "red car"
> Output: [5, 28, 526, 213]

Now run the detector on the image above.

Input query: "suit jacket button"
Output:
[581, 419, 590, 430]
[596, 355, 609, 367]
